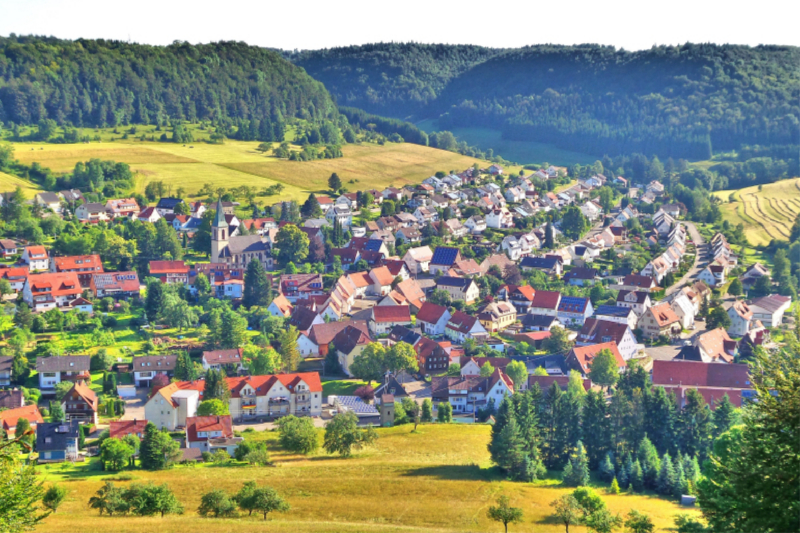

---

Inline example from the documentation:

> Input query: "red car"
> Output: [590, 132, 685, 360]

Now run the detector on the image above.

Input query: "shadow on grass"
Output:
[401, 464, 504, 481]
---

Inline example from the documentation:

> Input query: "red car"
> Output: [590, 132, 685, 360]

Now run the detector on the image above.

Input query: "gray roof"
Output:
[37, 192, 61, 203]
[131, 355, 177, 370]
[36, 420, 80, 451]
[0, 355, 12, 372]
[36, 356, 90, 373]
[222, 235, 269, 256]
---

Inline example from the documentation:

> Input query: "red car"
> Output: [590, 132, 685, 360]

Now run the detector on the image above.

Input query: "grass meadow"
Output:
[35, 425, 697, 533]
[0, 170, 43, 195]
[713, 178, 800, 245]
[8, 130, 521, 204]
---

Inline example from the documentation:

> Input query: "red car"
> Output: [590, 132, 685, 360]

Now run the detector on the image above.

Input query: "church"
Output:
[211, 198, 273, 270]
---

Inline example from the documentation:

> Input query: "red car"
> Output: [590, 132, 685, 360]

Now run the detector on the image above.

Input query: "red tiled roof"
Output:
[567, 342, 625, 373]
[27, 272, 81, 298]
[0, 405, 43, 435]
[53, 255, 103, 273]
[514, 286, 536, 302]
[109, 419, 148, 440]
[186, 415, 234, 442]
[652, 360, 751, 388]
[416, 302, 449, 324]
[149, 260, 188, 274]
[370, 266, 394, 286]
[531, 290, 560, 310]
[373, 305, 411, 323]
[202, 348, 244, 365]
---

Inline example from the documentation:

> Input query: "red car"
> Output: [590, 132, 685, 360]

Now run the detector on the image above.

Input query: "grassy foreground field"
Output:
[35, 425, 695, 533]
[0, 170, 43, 195]
[713, 178, 800, 245]
[9, 139, 519, 204]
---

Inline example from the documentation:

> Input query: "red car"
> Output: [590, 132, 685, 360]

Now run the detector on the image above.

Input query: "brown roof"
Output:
[696, 328, 736, 363]
[647, 303, 681, 327]
[202, 348, 244, 365]
[186, 415, 234, 443]
[370, 266, 394, 286]
[36, 355, 90, 373]
[309, 320, 369, 346]
[53, 255, 103, 273]
[531, 290, 561, 310]
[333, 324, 373, 354]
[373, 305, 411, 323]
[416, 302, 449, 324]
[652, 360, 751, 388]
[109, 419, 148, 440]
[149, 260, 188, 275]
[67, 380, 98, 411]
[567, 342, 626, 373]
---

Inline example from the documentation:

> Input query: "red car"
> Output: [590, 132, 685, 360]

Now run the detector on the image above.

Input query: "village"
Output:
[0, 162, 789, 466]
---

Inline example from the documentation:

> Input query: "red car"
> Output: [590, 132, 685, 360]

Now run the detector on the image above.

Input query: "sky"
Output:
[1, 0, 797, 51]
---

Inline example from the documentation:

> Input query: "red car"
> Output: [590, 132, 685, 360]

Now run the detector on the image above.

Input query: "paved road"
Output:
[665, 221, 707, 297]
[120, 387, 148, 421]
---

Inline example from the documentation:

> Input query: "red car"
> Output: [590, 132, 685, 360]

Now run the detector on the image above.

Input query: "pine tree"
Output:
[637, 436, 661, 490]
[563, 441, 590, 487]
[630, 459, 644, 492]
[674, 454, 687, 498]
[583, 390, 609, 468]
[599, 451, 616, 483]
[677, 389, 713, 460]
[175, 351, 197, 381]
[514, 390, 547, 481]
[609, 477, 620, 494]
[243, 259, 271, 308]
[489, 398, 514, 465]
[657, 453, 677, 496]
[301, 193, 322, 218]
[617, 453, 630, 489]
[643, 386, 676, 455]
[712, 394, 737, 438]
[541, 382, 567, 468]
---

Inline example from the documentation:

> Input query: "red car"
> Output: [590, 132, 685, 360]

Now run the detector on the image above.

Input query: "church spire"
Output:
[212, 197, 226, 228]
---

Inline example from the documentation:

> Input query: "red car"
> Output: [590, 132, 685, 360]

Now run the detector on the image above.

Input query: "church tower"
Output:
[210, 197, 228, 263]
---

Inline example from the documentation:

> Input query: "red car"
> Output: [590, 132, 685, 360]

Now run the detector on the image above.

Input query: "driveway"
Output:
[665, 221, 706, 297]
[119, 387, 149, 421]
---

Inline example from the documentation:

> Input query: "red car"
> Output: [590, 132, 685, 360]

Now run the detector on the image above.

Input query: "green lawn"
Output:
[321, 379, 369, 398]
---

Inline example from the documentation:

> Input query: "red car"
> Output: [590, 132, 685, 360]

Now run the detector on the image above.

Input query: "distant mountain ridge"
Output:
[291, 42, 800, 160]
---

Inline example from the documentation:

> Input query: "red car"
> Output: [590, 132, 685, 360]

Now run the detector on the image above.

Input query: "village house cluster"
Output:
[0, 164, 788, 460]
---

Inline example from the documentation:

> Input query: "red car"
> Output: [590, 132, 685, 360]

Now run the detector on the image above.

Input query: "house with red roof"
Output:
[137, 206, 161, 223]
[577, 318, 639, 360]
[370, 305, 412, 335]
[22, 246, 49, 271]
[334, 325, 374, 377]
[109, 419, 148, 440]
[105, 197, 140, 218]
[416, 302, 452, 336]
[369, 266, 395, 296]
[280, 273, 324, 303]
[51, 254, 104, 288]
[23, 272, 82, 312]
[528, 290, 562, 317]
[640, 302, 682, 339]
[267, 294, 293, 318]
[565, 342, 626, 377]
[652, 359, 752, 408]
[149, 260, 190, 285]
[185, 415, 242, 455]
[61, 380, 98, 425]
[509, 285, 537, 311]
[89, 271, 141, 298]
[445, 311, 489, 343]
[298, 320, 369, 357]
[0, 404, 43, 438]
[0, 266, 29, 293]
[431, 369, 513, 414]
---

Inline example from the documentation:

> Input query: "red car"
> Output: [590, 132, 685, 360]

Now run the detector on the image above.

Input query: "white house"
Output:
[415, 302, 452, 336]
[670, 292, 696, 330]
[727, 301, 753, 337]
[746, 294, 792, 327]
[486, 207, 513, 229]
[144, 383, 199, 431]
[21, 246, 49, 271]
[201, 348, 246, 372]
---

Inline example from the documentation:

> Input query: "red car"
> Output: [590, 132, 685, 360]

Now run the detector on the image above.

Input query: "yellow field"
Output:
[0, 170, 43, 195]
[11, 140, 515, 204]
[35, 425, 695, 533]
[713, 178, 800, 245]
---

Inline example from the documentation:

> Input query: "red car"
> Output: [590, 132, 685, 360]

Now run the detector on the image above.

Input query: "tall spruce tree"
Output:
[711, 394, 737, 438]
[637, 436, 661, 490]
[657, 453, 677, 496]
[677, 389, 714, 460]
[174, 351, 197, 381]
[583, 390, 610, 468]
[643, 386, 676, 455]
[243, 259, 271, 308]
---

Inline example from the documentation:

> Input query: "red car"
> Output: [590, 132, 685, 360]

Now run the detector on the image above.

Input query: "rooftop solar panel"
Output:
[431, 247, 459, 266]
[336, 396, 379, 415]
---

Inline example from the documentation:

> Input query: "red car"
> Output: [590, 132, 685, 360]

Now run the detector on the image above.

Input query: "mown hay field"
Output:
[11, 140, 515, 204]
[36, 425, 696, 533]
[713, 178, 800, 245]
[0, 170, 43, 195]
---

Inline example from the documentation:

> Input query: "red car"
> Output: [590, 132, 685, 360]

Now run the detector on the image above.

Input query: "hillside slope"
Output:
[0, 36, 337, 127]
[289, 43, 502, 118]
[291, 43, 800, 160]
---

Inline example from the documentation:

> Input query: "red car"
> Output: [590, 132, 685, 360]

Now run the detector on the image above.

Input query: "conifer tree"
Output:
[583, 390, 610, 468]
[643, 386, 676, 455]
[563, 441, 590, 487]
[617, 453, 630, 489]
[677, 389, 714, 460]
[175, 351, 197, 381]
[674, 454, 687, 498]
[609, 477, 620, 494]
[657, 453, 677, 496]
[636, 436, 661, 490]
[711, 394, 737, 438]
[599, 451, 616, 483]
[630, 459, 645, 492]
[243, 259, 271, 308]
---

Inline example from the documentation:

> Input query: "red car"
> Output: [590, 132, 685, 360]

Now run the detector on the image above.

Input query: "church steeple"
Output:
[213, 197, 227, 228]
[211, 198, 228, 263]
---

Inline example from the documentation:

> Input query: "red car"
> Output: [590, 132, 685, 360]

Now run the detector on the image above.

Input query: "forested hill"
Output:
[290, 43, 800, 160]
[0, 36, 338, 128]
[288, 43, 502, 118]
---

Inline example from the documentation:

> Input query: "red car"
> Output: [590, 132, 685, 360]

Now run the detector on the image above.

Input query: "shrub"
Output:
[198, 489, 237, 518]
[276, 415, 320, 454]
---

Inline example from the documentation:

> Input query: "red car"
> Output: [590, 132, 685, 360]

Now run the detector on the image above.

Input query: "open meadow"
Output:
[8, 134, 520, 204]
[713, 178, 800, 245]
[35, 425, 696, 533]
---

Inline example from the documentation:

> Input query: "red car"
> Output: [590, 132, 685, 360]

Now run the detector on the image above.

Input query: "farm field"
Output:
[0, 170, 43, 195]
[9, 138, 518, 203]
[35, 424, 694, 533]
[713, 178, 800, 245]
[416, 120, 597, 167]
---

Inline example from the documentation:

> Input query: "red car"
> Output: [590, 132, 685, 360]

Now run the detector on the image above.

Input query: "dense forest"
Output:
[288, 43, 501, 118]
[0, 36, 338, 129]
[290, 43, 800, 162]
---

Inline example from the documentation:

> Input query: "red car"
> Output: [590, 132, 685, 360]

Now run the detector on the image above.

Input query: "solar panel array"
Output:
[431, 247, 459, 265]
[559, 296, 588, 313]
[595, 305, 630, 317]
[336, 396, 379, 415]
